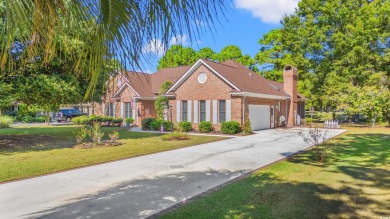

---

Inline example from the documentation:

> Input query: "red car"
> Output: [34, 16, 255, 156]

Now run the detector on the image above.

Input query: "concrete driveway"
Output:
[0, 128, 345, 219]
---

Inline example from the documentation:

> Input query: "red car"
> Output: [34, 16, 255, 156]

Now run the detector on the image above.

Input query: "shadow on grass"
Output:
[0, 127, 161, 155]
[23, 170, 388, 219]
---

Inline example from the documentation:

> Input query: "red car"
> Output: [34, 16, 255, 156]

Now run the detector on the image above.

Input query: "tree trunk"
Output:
[45, 111, 50, 125]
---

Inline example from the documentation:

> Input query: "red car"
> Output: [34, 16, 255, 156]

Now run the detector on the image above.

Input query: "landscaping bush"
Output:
[112, 118, 123, 124]
[34, 116, 46, 123]
[125, 117, 134, 126]
[162, 120, 174, 131]
[221, 121, 241, 134]
[178, 121, 192, 132]
[161, 131, 189, 141]
[74, 127, 89, 144]
[108, 130, 120, 143]
[150, 120, 173, 131]
[199, 121, 213, 133]
[21, 116, 35, 123]
[0, 116, 14, 128]
[242, 117, 252, 135]
[150, 119, 162, 130]
[142, 117, 156, 130]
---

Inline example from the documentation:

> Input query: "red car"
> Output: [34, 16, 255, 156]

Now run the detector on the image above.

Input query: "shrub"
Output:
[125, 117, 134, 125]
[89, 122, 104, 144]
[161, 132, 189, 141]
[112, 118, 123, 123]
[34, 116, 46, 123]
[242, 117, 252, 135]
[142, 117, 156, 130]
[150, 120, 173, 131]
[0, 116, 14, 128]
[22, 116, 35, 123]
[305, 118, 313, 124]
[162, 120, 174, 131]
[221, 121, 241, 134]
[199, 121, 213, 133]
[178, 121, 192, 132]
[109, 130, 120, 143]
[74, 127, 89, 144]
[150, 119, 162, 130]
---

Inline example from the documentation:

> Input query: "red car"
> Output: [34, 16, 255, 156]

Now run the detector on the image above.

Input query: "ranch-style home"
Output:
[95, 59, 307, 131]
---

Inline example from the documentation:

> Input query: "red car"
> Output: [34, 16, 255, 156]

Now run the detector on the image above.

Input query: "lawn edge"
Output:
[149, 129, 348, 219]
[0, 137, 225, 185]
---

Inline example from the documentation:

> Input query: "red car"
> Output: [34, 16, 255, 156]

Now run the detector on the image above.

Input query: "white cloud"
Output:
[169, 34, 188, 46]
[235, 0, 300, 24]
[143, 34, 191, 57]
[142, 39, 166, 57]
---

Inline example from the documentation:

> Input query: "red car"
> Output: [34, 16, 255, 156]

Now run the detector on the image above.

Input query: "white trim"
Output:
[166, 59, 241, 93]
[231, 92, 289, 100]
[176, 101, 181, 122]
[133, 97, 157, 100]
[187, 100, 192, 122]
[193, 100, 198, 124]
[226, 100, 231, 121]
[120, 102, 124, 118]
[212, 100, 218, 124]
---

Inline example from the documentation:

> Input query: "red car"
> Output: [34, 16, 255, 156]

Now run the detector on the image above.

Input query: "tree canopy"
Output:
[256, 0, 390, 120]
[157, 44, 258, 71]
[1, 0, 227, 97]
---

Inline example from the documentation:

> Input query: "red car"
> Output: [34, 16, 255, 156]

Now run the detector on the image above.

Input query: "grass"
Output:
[0, 125, 223, 182]
[160, 127, 390, 219]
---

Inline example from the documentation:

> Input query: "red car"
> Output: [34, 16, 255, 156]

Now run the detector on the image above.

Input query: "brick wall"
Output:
[170, 65, 240, 131]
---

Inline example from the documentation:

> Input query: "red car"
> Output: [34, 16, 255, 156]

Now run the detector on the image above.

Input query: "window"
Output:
[182, 101, 188, 121]
[124, 102, 132, 118]
[219, 100, 226, 123]
[199, 100, 206, 122]
[107, 103, 114, 117]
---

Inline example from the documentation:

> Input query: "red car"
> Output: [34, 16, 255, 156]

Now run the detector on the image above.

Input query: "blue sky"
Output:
[141, 0, 299, 72]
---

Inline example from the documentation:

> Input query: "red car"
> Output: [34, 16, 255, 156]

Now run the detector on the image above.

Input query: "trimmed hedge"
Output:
[178, 121, 192, 132]
[199, 121, 213, 133]
[150, 119, 174, 131]
[21, 116, 35, 123]
[221, 121, 241, 134]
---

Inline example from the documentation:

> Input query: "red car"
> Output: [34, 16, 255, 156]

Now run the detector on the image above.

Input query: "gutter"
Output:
[231, 92, 289, 100]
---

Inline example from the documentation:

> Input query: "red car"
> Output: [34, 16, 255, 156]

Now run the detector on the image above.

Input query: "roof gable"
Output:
[166, 59, 241, 93]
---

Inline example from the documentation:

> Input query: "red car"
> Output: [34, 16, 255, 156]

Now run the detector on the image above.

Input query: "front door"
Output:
[270, 106, 275, 128]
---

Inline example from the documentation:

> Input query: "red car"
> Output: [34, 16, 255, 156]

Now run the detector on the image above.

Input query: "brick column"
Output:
[283, 65, 298, 127]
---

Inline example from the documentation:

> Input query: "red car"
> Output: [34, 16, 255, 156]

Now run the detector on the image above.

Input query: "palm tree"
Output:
[0, 0, 226, 97]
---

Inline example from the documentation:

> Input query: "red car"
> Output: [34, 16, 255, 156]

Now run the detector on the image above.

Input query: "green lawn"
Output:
[160, 127, 390, 219]
[0, 125, 223, 182]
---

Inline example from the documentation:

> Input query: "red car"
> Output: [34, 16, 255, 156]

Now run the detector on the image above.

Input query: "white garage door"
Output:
[248, 105, 270, 130]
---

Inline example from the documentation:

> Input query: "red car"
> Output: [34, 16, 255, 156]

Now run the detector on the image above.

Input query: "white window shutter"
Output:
[226, 100, 231, 121]
[187, 100, 192, 122]
[102, 103, 105, 115]
[113, 103, 116, 117]
[206, 100, 211, 122]
[120, 102, 124, 118]
[176, 101, 181, 122]
[212, 100, 218, 124]
[164, 108, 168, 120]
[193, 100, 198, 123]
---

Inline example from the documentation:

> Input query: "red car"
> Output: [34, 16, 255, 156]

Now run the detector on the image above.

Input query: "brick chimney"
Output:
[283, 65, 298, 127]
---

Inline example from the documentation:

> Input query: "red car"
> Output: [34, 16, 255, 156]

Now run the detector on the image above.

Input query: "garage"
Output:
[248, 105, 270, 130]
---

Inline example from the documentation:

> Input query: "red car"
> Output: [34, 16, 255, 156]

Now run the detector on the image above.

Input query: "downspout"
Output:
[286, 99, 290, 126]
[242, 95, 246, 124]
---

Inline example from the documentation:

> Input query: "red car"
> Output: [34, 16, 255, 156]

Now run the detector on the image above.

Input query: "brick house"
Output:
[96, 59, 307, 131]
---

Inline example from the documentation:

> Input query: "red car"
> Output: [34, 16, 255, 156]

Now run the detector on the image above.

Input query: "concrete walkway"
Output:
[0, 128, 345, 219]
